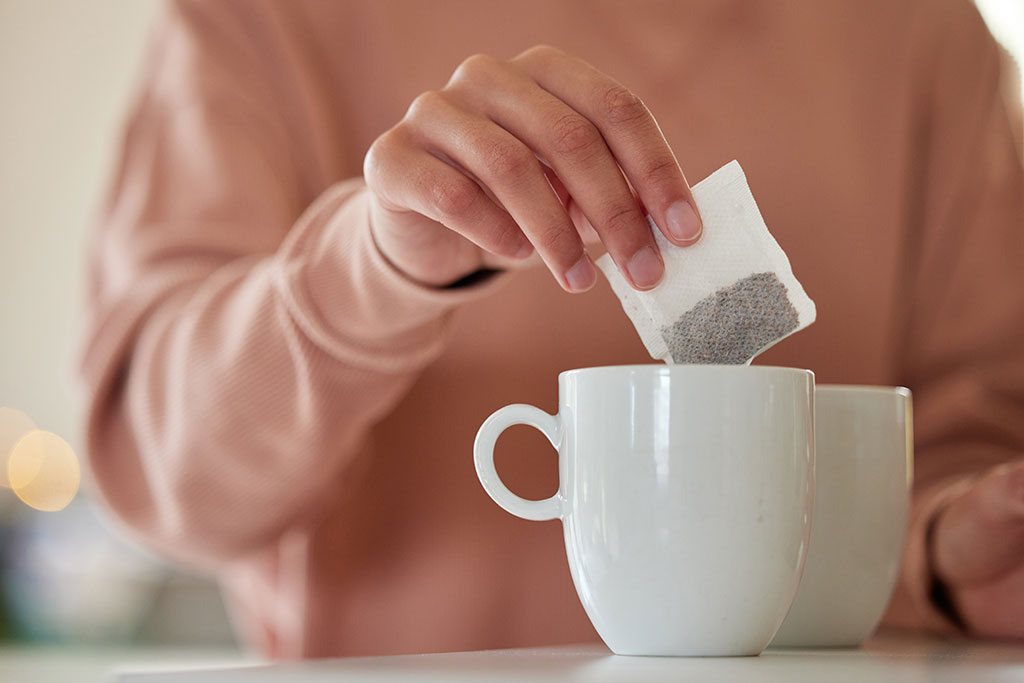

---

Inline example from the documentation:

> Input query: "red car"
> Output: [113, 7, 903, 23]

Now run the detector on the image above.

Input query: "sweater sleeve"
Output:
[883, 0, 1024, 632]
[78, 0, 500, 568]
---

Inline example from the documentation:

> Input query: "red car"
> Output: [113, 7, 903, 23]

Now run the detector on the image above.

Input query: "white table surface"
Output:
[0, 645, 248, 683]
[111, 631, 1024, 683]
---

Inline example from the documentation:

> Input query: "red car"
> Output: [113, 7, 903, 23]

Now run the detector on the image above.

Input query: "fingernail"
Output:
[515, 240, 534, 259]
[564, 255, 596, 292]
[665, 201, 702, 243]
[626, 246, 663, 289]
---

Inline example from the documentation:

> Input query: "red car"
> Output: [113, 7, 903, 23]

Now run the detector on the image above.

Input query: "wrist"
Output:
[274, 181, 505, 366]
[367, 194, 491, 288]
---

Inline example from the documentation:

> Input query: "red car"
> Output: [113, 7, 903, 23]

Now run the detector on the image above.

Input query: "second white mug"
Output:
[770, 385, 912, 648]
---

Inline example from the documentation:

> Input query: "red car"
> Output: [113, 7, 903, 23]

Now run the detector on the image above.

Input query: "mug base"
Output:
[609, 646, 765, 657]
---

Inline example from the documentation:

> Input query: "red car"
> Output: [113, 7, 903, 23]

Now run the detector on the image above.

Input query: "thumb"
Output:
[931, 460, 1024, 587]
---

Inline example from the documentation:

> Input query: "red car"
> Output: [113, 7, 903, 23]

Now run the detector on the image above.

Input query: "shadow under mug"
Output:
[770, 385, 912, 648]
[474, 365, 815, 656]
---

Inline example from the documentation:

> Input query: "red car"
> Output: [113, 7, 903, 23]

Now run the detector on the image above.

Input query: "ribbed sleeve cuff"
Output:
[272, 179, 504, 371]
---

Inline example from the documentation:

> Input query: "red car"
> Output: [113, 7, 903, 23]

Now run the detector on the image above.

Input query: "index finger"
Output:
[513, 45, 702, 246]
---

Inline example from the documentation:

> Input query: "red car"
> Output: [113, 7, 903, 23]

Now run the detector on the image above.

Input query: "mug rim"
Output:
[817, 384, 911, 398]
[558, 364, 813, 380]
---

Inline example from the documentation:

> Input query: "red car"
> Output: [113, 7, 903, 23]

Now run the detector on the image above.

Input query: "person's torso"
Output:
[226, 0, 926, 657]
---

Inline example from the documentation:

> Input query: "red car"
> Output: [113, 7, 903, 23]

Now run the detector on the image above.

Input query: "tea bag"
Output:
[597, 161, 816, 364]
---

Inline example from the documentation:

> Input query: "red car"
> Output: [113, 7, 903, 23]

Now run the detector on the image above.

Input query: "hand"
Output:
[930, 459, 1024, 638]
[363, 45, 702, 292]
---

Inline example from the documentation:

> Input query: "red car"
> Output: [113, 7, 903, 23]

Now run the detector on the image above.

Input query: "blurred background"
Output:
[0, 0, 236, 661]
[0, 0, 1021, 671]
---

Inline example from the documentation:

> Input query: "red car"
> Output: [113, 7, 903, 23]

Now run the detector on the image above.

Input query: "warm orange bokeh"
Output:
[8, 429, 80, 511]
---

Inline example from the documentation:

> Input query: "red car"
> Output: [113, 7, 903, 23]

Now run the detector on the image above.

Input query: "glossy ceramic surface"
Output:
[770, 385, 912, 648]
[474, 365, 815, 656]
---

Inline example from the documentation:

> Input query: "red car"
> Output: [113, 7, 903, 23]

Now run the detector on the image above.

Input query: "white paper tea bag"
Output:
[597, 161, 816, 364]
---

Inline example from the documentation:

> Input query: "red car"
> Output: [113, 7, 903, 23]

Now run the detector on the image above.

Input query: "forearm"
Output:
[82, 182, 499, 568]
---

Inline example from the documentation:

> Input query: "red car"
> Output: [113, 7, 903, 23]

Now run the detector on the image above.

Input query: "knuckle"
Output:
[406, 90, 445, 121]
[640, 155, 681, 187]
[428, 177, 478, 217]
[601, 202, 641, 237]
[536, 223, 579, 257]
[550, 114, 602, 157]
[363, 138, 384, 181]
[482, 140, 533, 181]
[601, 85, 648, 124]
[492, 224, 525, 255]
[450, 53, 498, 86]
[517, 44, 561, 62]
[363, 132, 398, 187]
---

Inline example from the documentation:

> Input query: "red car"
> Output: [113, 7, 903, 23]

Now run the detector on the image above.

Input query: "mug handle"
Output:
[473, 404, 563, 521]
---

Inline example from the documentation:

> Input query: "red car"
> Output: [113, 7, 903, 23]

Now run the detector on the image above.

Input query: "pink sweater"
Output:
[80, 0, 1024, 658]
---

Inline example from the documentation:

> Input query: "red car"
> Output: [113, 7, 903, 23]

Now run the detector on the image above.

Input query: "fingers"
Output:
[945, 562, 1024, 639]
[450, 55, 664, 289]
[369, 46, 698, 292]
[401, 91, 597, 292]
[513, 45, 702, 246]
[931, 461, 1024, 587]
[366, 128, 533, 262]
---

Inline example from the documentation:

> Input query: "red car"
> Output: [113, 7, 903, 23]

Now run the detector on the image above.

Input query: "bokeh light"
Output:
[8, 429, 80, 512]
[0, 406, 38, 487]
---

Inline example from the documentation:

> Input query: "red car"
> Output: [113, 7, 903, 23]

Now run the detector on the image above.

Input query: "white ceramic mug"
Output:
[474, 365, 815, 656]
[770, 385, 912, 648]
